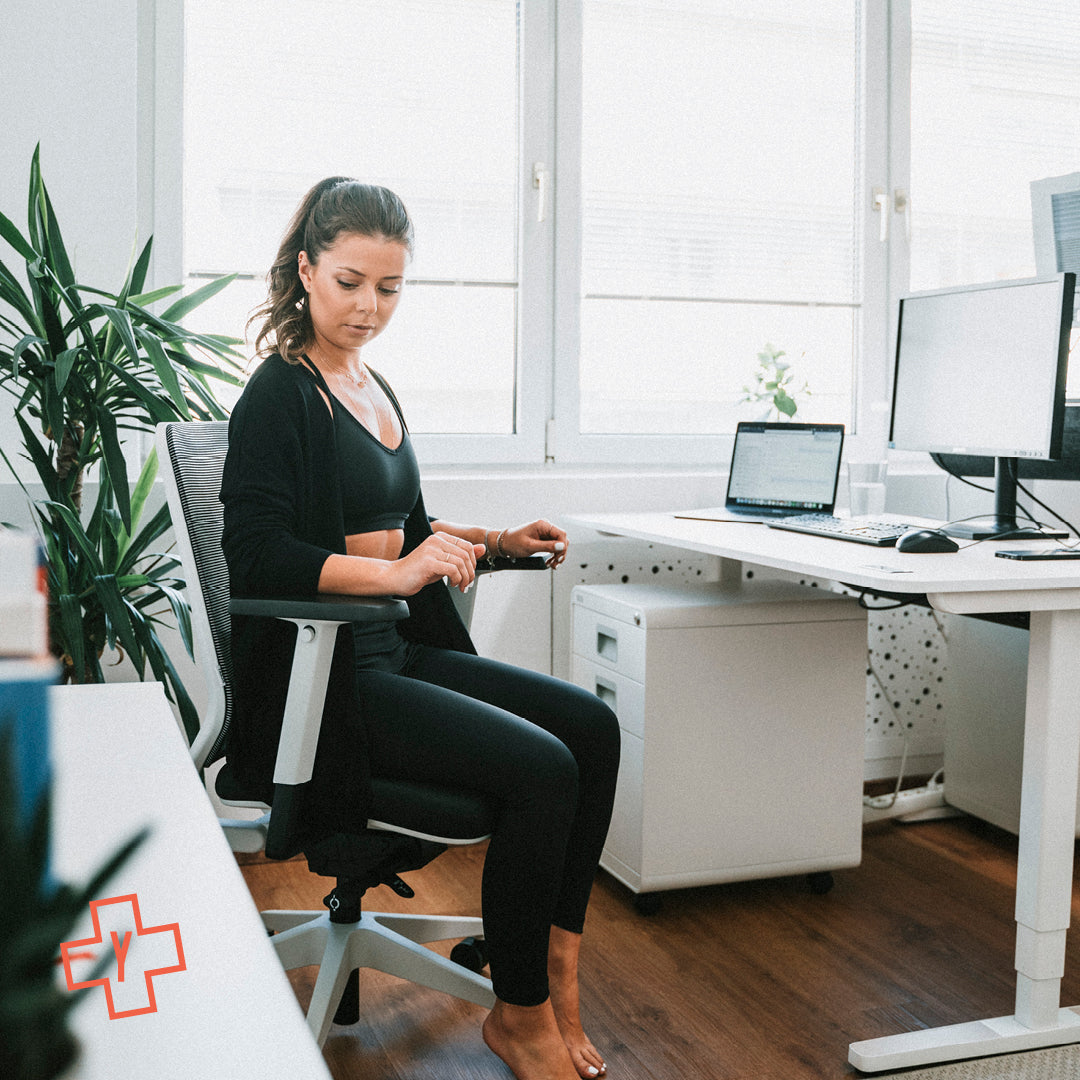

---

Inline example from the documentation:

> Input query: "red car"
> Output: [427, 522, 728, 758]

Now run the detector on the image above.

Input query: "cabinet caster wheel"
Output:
[807, 871, 834, 895]
[450, 936, 489, 973]
[633, 892, 663, 916]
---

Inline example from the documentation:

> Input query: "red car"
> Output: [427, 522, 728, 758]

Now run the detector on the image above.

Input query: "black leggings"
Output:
[355, 643, 620, 1006]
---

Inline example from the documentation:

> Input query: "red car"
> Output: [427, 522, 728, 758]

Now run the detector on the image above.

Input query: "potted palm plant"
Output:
[0, 146, 245, 741]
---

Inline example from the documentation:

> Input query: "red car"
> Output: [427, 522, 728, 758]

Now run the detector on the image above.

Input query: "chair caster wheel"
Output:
[807, 871, 834, 895]
[633, 892, 663, 916]
[450, 936, 489, 973]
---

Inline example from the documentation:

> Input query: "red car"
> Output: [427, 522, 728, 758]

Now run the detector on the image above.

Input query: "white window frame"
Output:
[145, 0, 184, 304]
[406, 0, 555, 466]
[552, 0, 892, 466]
[152, 0, 893, 468]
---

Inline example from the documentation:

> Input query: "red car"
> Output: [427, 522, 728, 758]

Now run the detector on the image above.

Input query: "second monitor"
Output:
[889, 273, 1076, 540]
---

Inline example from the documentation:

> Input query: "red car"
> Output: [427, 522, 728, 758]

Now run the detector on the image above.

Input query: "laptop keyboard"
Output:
[769, 513, 921, 547]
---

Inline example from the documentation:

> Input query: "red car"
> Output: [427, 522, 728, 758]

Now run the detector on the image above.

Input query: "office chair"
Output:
[157, 420, 542, 1046]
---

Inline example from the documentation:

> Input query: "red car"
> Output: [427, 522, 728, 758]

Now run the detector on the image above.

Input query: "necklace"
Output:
[309, 347, 369, 387]
[325, 360, 369, 388]
[308, 349, 397, 445]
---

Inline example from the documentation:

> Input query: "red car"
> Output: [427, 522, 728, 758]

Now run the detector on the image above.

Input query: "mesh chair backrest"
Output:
[161, 422, 234, 767]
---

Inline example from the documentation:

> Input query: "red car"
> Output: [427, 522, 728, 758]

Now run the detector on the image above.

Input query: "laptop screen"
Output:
[725, 422, 845, 515]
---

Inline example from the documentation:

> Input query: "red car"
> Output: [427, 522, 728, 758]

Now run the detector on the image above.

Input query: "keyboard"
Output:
[768, 513, 923, 547]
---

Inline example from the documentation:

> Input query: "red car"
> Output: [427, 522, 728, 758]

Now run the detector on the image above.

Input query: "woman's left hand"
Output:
[499, 519, 569, 568]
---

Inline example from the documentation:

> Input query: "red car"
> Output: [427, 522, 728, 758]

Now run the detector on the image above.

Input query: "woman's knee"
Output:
[530, 732, 581, 796]
[560, 687, 621, 773]
[591, 695, 621, 750]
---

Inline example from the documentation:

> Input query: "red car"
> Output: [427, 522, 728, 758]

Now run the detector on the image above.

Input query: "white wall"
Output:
[1, 0, 147, 481]
[2, 2, 143, 282]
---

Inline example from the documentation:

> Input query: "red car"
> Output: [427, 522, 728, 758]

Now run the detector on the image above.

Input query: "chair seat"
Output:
[215, 763, 274, 806]
[368, 778, 494, 843]
[215, 763, 493, 843]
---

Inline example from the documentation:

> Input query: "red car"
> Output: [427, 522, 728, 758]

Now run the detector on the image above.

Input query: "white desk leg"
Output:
[850, 607, 1080, 1072]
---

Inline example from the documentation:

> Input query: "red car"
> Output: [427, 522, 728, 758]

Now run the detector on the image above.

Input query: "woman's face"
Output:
[298, 232, 408, 355]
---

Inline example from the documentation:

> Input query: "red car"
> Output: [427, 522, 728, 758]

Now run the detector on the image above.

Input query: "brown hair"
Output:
[249, 177, 414, 364]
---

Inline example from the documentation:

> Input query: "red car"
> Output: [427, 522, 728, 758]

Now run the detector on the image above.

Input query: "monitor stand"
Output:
[944, 456, 1068, 541]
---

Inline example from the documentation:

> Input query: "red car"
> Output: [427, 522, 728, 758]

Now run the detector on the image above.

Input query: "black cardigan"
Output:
[219, 353, 475, 851]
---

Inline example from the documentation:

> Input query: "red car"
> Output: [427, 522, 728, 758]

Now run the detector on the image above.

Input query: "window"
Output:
[575, 1, 862, 440]
[176, 4, 1080, 464]
[901, 0, 1080, 393]
[177, 0, 877, 464]
[180, 0, 545, 461]
[906, 1, 1080, 292]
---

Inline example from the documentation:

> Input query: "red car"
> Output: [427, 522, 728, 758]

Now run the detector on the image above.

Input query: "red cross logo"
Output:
[60, 893, 186, 1019]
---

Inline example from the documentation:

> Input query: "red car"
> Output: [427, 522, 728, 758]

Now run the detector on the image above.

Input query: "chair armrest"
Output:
[229, 594, 406, 797]
[229, 593, 409, 622]
[476, 555, 549, 576]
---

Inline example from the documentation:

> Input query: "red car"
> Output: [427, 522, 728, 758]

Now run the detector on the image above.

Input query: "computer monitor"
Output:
[1032, 172, 1080, 335]
[889, 273, 1076, 540]
[932, 404, 1080, 484]
[1031, 172, 1080, 282]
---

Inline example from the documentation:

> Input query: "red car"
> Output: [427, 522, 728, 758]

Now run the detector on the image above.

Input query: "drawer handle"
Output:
[594, 675, 617, 713]
[596, 626, 618, 662]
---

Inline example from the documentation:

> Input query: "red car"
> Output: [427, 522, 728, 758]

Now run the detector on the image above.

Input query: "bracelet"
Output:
[483, 529, 499, 568]
[495, 528, 511, 560]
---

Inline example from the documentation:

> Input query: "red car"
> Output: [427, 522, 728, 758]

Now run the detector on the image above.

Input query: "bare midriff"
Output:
[346, 530, 404, 562]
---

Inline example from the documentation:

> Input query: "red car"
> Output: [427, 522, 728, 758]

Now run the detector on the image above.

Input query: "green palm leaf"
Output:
[136, 329, 189, 416]
[93, 572, 142, 671]
[0, 204, 37, 262]
[101, 305, 141, 367]
[160, 272, 237, 322]
[117, 236, 154, 306]
[92, 407, 131, 529]
[1, 146, 238, 734]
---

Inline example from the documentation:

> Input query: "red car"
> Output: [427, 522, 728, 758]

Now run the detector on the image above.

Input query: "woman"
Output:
[220, 177, 620, 1080]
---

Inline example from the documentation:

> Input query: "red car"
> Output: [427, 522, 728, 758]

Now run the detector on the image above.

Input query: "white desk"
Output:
[572, 511, 1080, 1073]
[50, 682, 331, 1080]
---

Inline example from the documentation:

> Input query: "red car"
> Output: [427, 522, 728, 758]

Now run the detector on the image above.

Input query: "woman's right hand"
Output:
[391, 532, 486, 595]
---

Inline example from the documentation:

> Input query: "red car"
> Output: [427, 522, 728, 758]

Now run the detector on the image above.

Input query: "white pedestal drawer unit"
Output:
[570, 579, 868, 902]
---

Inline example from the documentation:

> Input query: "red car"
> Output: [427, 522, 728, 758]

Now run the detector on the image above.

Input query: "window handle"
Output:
[872, 186, 889, 242]
[894, 188, 911, 242]
[872, 187, 911, 244]
[533, 162, 550, 223]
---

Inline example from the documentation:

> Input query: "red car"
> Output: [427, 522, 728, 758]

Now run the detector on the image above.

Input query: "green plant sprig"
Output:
[740, 342, 811, 421]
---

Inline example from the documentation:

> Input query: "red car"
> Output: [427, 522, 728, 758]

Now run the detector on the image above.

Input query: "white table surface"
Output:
[572, 510, 1080, 1072]
[574, 510, 1080, 611]
[50, 682, 331, 1080]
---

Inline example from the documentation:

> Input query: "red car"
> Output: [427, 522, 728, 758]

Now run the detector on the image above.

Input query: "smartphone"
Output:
[995, 548, 1080, 561]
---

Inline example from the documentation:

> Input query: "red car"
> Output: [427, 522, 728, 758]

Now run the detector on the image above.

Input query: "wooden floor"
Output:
[239, 814, 1080, 1080]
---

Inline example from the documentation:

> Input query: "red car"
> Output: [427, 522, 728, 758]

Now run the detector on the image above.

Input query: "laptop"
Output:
[677, 421, 845, 523]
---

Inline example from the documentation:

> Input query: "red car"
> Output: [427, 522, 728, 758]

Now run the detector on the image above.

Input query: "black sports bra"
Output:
[304, 360, 421, 534]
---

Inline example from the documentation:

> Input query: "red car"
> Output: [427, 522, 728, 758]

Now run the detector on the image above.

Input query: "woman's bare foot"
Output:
[547, 927, 607, 1078]
[482, 998, 581, 1080]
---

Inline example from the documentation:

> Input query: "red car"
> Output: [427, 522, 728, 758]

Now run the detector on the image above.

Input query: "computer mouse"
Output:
[896, 528, 960, 554]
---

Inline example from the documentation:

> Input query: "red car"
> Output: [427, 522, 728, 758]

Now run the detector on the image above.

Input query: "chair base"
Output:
[263, 908, 495, 1046]
[220, 813, 270, 853]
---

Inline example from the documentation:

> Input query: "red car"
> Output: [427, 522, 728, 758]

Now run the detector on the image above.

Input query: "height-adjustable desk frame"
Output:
[571, 510, 1080, 1073]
